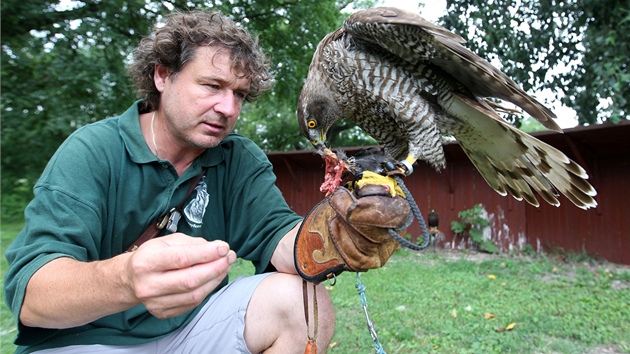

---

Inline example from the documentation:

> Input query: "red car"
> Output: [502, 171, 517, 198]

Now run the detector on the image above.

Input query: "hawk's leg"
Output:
[400, 156, 417, 175]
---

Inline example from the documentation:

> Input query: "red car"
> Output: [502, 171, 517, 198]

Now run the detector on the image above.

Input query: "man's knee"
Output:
[244, 273, 335, 353]
[250, 273, 335, 331]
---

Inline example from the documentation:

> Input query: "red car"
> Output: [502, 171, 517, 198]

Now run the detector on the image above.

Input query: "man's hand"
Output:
[125, 234, 237, 319]
[21, 234, 236, 329]
[294, 180, 411, 283]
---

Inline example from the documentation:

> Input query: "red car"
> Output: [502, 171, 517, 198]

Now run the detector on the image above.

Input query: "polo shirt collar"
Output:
[118, 101, 224, 168]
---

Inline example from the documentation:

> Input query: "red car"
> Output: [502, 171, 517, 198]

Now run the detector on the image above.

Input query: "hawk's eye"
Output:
[307, 120, 317, 129]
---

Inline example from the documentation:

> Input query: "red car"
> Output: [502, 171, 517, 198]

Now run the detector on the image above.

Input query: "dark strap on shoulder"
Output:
[125, 168, 207, 252]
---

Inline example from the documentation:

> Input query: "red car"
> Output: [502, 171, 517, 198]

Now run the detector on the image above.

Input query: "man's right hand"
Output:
[20, 234, 236, 329]
[125, 234, 237, 319]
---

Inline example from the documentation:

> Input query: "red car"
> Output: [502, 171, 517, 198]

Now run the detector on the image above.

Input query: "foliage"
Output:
[2, 0, 146, 192]
[451, 204, 499, 254]
[0, 179, 32, 223]
[518, 116, 547, 133]
[441, 0, 630, 126]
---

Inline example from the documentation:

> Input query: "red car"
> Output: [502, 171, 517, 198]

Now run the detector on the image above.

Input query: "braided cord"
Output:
[356, 273, 387, 354]
[388, 175, 431, 251]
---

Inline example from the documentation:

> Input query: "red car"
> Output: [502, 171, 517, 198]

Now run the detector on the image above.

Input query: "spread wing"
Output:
[343, 7, 561, 132]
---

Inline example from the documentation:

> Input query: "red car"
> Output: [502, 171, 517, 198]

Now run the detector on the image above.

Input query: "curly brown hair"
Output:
[128, 10, 274, 111]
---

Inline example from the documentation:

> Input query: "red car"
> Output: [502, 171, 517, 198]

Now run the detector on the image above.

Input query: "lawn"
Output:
[2, 222, 629, 354]
[1, 222, 21, 353]
[326, 249, 630, 353]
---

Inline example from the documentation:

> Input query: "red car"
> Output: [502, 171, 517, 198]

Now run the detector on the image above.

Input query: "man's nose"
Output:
[214, 90, 239, 117]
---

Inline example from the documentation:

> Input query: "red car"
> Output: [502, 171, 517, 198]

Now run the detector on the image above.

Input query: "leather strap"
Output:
[302, 280, 318, 354]
[126, 168, 207, 252]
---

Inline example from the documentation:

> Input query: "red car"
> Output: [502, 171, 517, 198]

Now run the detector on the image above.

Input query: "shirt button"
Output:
[162, 164, 169, 169]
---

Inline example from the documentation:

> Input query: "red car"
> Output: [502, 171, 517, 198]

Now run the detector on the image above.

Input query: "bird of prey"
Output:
[297, 6, 597, 209]
[427, 210, 439, 231]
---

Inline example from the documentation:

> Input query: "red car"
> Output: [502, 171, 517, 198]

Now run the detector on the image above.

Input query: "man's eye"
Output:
[235, 92, 247, 101]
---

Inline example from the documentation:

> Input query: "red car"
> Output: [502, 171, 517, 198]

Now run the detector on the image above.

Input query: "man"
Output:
[5, 10, 407, 354]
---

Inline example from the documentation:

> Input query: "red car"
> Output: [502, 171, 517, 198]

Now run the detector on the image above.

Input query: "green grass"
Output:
[1, 222, 21, 354]
[325, 249, 630, 353]
[2, 223, 629, 354]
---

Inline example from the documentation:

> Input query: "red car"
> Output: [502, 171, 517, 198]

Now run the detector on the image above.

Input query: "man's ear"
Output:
[154, 64, 170, 93]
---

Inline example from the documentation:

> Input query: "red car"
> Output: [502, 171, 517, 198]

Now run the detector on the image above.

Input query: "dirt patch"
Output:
[586, 344, 626, 354]
[429, 248, 507, 263]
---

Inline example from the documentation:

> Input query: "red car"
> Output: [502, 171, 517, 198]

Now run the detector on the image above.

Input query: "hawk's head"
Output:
[297, 94, 339, 155]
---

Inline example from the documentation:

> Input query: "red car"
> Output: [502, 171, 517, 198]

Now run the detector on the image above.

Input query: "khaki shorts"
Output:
[35, 273, 272, 354]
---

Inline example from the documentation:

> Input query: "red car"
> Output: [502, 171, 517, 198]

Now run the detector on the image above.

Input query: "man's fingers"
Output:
[159, 254, 234, 292]
[155, 233, 213, 246]
[160, 242, 231, 270]
[127, 233, 239, 318]
[129, 235, 236, 303]
[143, 266, 230, 318]
[136, 238, 234, 272]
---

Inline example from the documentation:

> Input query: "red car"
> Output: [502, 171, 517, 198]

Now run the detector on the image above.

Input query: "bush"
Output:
[451, 204, 499, 254]
[1, 178, 32, 223]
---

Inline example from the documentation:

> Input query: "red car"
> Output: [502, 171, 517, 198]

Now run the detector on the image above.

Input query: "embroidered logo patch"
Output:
[184, 176, 209, 228]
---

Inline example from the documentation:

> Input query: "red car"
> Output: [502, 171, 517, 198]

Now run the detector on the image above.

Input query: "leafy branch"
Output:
[451, 204, 499, 254]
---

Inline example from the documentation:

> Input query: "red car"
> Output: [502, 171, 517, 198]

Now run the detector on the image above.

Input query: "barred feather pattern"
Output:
[322, 39, 445, 169]
[297, 6, 597, 209]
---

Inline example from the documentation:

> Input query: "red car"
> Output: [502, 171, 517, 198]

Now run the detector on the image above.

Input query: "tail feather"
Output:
[496, 160, 541, 206]
[521, 136, 597, 208]
[443, 93, 597, 209]
[493, 160, 531, 201]
[514, 156, 562, 206]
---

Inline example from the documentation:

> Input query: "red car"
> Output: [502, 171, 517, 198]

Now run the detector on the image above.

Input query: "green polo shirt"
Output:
[4, 102, 302, 353]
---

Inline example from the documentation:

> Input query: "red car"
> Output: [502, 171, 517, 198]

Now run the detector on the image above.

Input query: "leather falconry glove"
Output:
[294, 173, 412, 283]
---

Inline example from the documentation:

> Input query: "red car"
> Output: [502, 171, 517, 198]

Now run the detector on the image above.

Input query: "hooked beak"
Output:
[311, 141, 334, 157]
[310, 130, 334, 156]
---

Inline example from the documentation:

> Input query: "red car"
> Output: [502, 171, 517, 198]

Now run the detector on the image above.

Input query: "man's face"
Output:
[155, 45, 251, 150]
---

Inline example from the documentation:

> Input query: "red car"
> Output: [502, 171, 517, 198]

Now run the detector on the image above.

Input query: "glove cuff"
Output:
[294, 195, 347, 283]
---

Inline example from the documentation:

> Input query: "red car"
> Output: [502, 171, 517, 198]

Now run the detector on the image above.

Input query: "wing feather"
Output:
[344, 7, 562, 132]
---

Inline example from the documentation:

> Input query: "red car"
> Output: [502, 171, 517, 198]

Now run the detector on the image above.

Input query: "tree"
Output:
[2, 0, 160, 202]
[441, 0, 629, 126]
